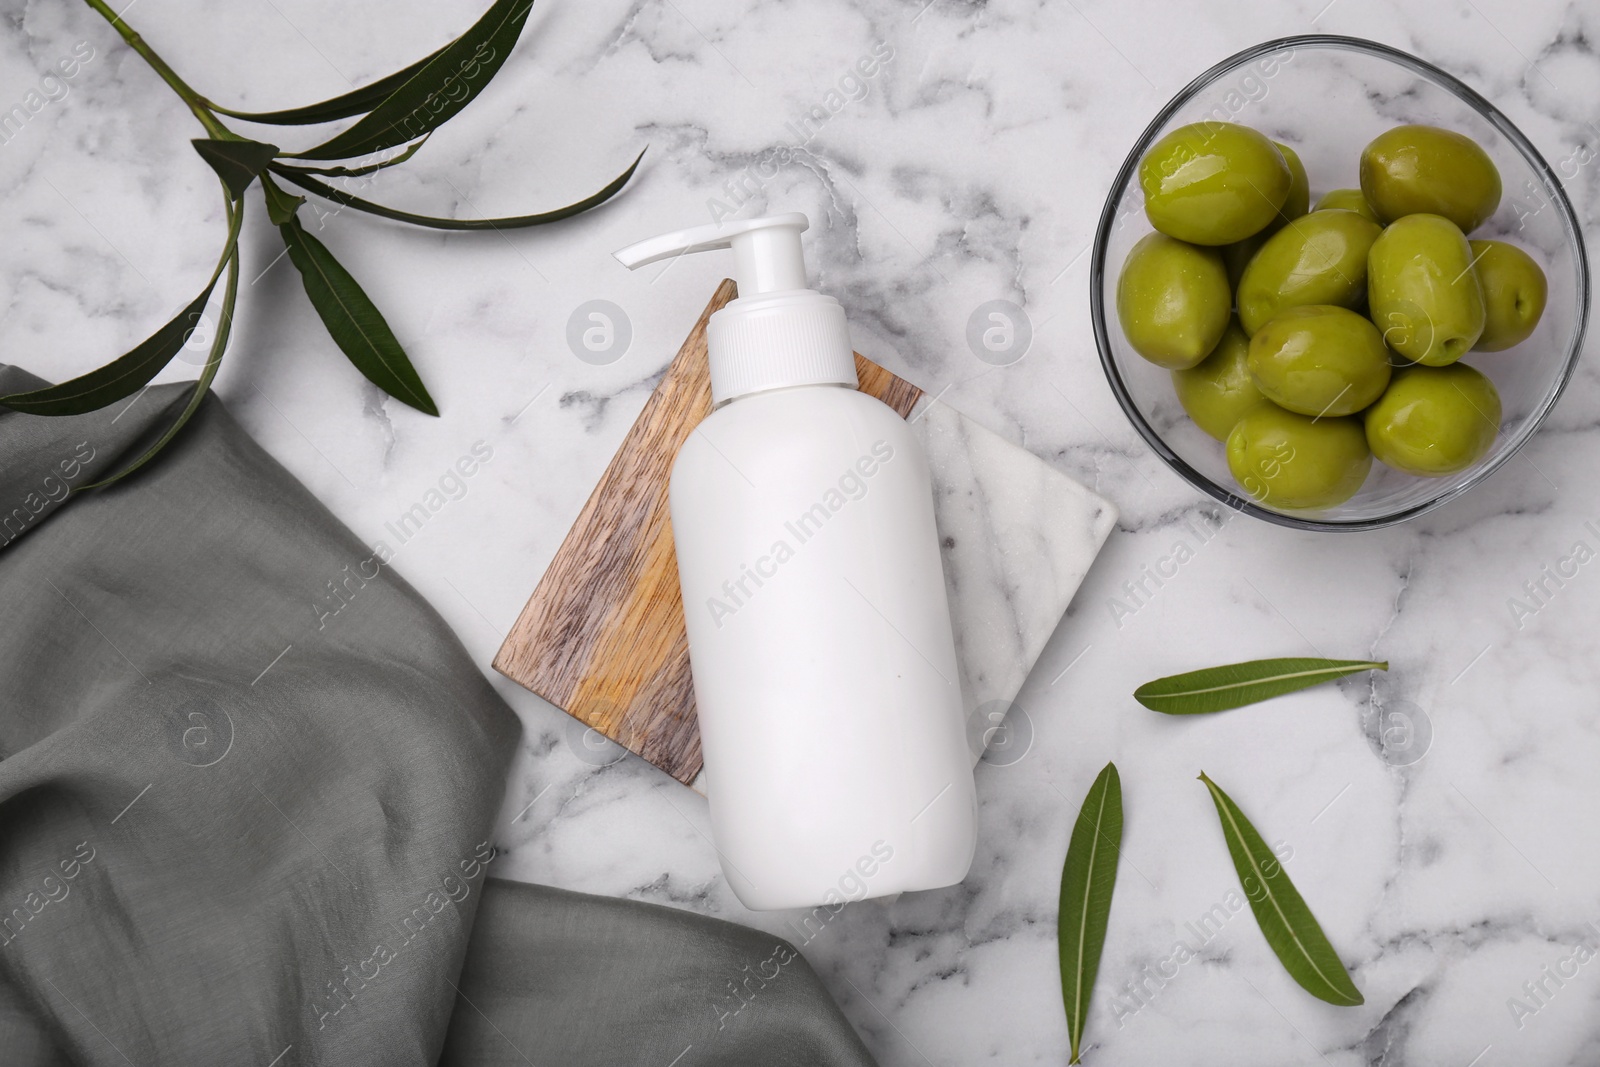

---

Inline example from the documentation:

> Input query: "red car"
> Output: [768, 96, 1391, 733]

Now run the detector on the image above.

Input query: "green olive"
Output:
[1364, 364, 1501, 476]
[1172, 319, 1265, 440]
[1237, 209, 1383, 334]
[1227, 405, 1372, 509]
[1116, 232, 1231, 369]
[1247, 305, 1392, 417]
[1139, 122, 1292, 245]
[1314, 188, 1381, 225]
[1367, 213, 1486, 366]
[1470, 239, 1548, 351]
[1359, 124, 1502, 232]
[1274, 142, 1311, 226]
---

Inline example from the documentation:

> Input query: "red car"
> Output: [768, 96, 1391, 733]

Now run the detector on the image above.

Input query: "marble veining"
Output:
[6, 0, 1600, 1063]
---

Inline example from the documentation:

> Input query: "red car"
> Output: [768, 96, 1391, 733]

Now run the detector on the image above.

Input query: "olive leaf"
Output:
[45, 0, 641, 474]
[191, 138, 280, 198]
[0, 196, 244, 416]
[203, 48, 447, 126]
[1059, 762, 1123, 1065]
[287, 0, 537, 161]
[1199, 773, 1364, 1007]
[1134, 658, 1388, 715]
[260, 174, 306, 226]
[285, 136, 430, 178]
[274, 205, 438, 416]
[85, 196, 243, 488]
[270, 148, 645, 230]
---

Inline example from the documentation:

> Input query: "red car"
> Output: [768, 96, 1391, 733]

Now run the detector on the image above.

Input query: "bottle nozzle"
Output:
[613, 213, 811, 295]
[612, 212, 856, 405]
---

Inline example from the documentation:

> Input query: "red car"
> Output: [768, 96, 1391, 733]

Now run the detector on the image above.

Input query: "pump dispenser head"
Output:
[614, 213, 857, 405]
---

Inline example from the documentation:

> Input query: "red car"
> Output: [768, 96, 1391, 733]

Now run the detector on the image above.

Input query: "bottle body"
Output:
[670, 384, 977, 911]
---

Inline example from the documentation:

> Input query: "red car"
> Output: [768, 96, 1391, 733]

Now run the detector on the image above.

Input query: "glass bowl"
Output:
[1090, 35, 1589, 531]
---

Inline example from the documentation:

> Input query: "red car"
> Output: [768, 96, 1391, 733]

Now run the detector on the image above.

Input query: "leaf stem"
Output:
[83, 0, 234, 140]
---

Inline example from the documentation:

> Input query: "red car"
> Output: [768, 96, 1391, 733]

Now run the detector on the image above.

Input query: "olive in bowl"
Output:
[1226, 405, 1373, 510]
[1171, 320, 1265, 440]
[1138, 122, 1293, 246]
[1093, 36, 1588, 530]
[1364, 364, 1501, 476]
[1115, 233, 1231, 369]
[1247, 305, 1392, 418]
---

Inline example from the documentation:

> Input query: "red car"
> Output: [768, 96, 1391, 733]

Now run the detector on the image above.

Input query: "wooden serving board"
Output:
[493, 280, 922, 785]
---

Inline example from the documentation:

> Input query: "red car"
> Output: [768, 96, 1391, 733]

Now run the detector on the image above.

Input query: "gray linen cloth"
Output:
[0, 365, 877, 1067]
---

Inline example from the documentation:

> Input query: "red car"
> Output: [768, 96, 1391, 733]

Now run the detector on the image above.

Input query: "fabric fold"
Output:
[0, 367, 877, 1067]
[443, 878, 879, 1066]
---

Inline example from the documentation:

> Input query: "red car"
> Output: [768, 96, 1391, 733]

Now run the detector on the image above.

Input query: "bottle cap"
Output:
[614, 213, 857, 405]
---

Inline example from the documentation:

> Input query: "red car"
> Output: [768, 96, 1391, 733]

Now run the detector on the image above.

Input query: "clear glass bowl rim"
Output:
[1089, 33, 1591, 532]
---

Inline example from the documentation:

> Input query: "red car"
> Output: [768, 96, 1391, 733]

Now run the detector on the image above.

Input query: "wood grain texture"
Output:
[493, 280, 923, 785]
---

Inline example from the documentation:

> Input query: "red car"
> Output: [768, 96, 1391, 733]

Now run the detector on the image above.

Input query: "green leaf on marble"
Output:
[1059, 761, 1123, 1064]
[1134, 658, 1387, 715]
[48, 0, 646, 474]
[203, 49, 447, 126]
[0, 191, 245, 417]
[192, 138, 280, 199]
[270, 147, 645, 230]
[260, 172, 306, 226]
[1199, 772, 1364, 1007]
[85, 196, 243, 488]
[282, 136, 431, 178]
[286, 0, 538, 161]
[276, 215, 438, 416]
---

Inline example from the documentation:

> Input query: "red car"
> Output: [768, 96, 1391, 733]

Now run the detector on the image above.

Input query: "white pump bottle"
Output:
[615, 214, 977, 911]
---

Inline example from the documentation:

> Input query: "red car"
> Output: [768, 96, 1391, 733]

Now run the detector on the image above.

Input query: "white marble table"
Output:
[5, 1, 1599, 1063]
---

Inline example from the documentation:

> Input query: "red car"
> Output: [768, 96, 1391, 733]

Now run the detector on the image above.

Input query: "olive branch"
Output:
[2, 0, 643, 486]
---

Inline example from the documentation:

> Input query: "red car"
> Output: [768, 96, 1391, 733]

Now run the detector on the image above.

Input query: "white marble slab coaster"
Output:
[911, 399, 1119, 766]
